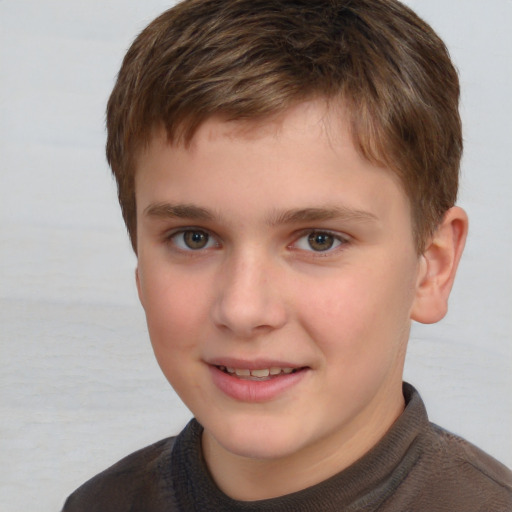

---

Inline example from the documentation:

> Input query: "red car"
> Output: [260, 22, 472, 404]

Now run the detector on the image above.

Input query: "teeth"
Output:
[251, 369, 270, 378]
[219, 366, 298, 378]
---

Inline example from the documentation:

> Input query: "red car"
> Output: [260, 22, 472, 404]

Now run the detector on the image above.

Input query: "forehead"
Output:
[136, 101, 352, 181]
[139, 99, 404, 190]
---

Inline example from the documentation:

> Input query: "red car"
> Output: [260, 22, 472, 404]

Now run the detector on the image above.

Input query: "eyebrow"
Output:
[143, 202, 377, 225]
[143, 202, 215, 221]
[265, 206, 378, 226]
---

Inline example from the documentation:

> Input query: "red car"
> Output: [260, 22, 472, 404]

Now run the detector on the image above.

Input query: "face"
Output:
[134, 100, 426, 471]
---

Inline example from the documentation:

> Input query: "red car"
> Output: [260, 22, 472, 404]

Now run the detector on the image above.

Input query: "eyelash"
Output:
[164, 228, 349, 255]
[290, 229, 349, 255]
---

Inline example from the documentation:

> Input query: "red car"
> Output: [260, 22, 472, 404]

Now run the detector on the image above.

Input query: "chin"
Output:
[221, 436, 301, 461]
[206, 415, 308, 461]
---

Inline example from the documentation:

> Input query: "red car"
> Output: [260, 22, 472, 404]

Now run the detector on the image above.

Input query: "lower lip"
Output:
[209, 365, 308, 403]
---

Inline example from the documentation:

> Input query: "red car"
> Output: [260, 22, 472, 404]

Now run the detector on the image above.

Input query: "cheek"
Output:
[140, 269, 209, 353]
[140, 274, 211, 400]
[297, 264, 413, 360]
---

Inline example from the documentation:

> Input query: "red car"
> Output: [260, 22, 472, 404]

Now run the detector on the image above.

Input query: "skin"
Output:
[134, 100, 467, 500]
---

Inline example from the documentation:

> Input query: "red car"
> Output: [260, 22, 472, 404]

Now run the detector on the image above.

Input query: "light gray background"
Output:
[1, 1, 511, 510]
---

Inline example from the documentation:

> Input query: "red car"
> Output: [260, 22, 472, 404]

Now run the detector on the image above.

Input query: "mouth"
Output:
[214, 365, 304, 381]
[208, 361, 309, 402]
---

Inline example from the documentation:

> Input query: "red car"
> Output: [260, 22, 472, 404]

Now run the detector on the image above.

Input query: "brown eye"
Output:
[307, 232, 335, 251]
[170, 229, 215, 251]
[181, 230, 211, 250]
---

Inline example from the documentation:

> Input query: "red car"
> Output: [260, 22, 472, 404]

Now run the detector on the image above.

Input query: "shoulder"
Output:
[61, 436, 177, 512]
[406, 422, 512, 511]
[428, 423, 512, 488]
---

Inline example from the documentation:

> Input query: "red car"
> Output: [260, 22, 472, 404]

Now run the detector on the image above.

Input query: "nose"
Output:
[211, 250, 288, 338]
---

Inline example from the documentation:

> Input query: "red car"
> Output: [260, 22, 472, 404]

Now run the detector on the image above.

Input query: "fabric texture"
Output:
[62, 383, 512, 511]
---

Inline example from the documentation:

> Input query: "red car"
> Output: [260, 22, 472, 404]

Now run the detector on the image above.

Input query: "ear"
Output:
[135, 266, 145, 310]
[411, 206, 468, 324]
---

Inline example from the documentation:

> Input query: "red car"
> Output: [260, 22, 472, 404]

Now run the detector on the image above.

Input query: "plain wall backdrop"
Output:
[1, 1, 511, 510]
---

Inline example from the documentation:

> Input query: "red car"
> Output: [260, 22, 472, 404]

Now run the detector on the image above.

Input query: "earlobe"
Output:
[411, 206, 468, 324]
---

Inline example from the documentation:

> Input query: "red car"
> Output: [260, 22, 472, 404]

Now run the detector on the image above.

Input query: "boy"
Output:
[63, 0, 512, 510]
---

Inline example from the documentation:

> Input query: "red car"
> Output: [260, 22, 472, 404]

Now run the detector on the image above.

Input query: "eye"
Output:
[169, 229, 217, 251]
[293, 231, 345, 252]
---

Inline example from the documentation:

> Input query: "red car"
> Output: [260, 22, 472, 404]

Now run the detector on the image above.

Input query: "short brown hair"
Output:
[106, 0, 462, 253]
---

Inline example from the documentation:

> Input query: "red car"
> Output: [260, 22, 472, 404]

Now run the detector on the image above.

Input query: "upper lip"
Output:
[206, 357, 305, 370]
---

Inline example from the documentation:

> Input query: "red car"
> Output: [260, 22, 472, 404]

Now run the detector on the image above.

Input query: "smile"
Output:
[209, 363, 309, 402]
[216, 365, 298, 380]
